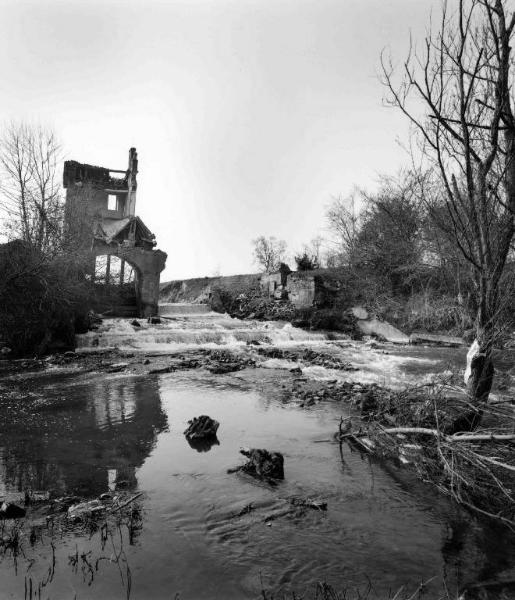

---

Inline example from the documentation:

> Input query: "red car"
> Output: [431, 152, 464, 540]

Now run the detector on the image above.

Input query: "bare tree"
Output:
[0, 122, 63, 256]
[382, 0, 515, 407]
[295, 236, 325, 271]
[325, 190, 363, 267]
[252, 236, 287, 272]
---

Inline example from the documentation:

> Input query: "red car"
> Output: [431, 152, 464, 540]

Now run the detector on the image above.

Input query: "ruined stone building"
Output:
[63, 148, 166, 317]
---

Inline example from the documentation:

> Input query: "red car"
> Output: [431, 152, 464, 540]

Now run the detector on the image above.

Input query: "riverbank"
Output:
[160, 269, 474, 342]
[4, 337, 513, 525]
[0, 313, 513, 599]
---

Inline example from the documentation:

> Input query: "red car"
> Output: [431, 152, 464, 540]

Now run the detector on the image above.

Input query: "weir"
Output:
[76, 303, 332, 351]
[159, 303, 211, 316]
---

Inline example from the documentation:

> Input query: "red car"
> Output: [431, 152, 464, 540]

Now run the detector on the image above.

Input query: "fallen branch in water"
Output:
[477, 455, 515, 472]
[111, 492, 144, 512]
[339, 427, 515, 444]
[334, 383, 515, 528]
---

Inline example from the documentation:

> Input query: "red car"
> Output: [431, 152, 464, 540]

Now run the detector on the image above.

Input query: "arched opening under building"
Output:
[63, 149, 167, 317]
[92, 254, 139, 317]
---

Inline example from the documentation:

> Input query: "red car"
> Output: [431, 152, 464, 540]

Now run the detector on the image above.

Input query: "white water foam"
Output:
[76, 308, 334, 352]
[74, 304, 447, 388]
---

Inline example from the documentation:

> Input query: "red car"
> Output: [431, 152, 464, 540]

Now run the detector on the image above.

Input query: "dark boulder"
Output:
[0, 502, 26, 519]
[237, 448, 284, 480]
[184, 415, 220, 440]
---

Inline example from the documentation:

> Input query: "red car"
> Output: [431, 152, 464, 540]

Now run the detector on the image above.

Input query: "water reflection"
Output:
[348, 443, 515, 595]
[0, 368, 513, 599]
[442, 514, 515, 594]
[186, 435, 220, 453]
[0, 376, 167, 497]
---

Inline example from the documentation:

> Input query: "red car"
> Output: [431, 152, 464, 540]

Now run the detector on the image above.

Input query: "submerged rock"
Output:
[290, 497, 327, 511]
[208, 362, 242, 374]
[106, 362, 129, 373]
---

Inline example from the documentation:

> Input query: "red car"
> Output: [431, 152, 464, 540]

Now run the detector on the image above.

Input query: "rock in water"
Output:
[207, 362, 241, 374]
[238, 448, 284, 480]
[0, 502, 26, 519]
[184, 415, 220, 440]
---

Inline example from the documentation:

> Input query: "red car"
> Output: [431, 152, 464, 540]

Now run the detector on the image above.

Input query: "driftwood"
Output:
[111, 492, 144, 512]
[340, 427, 515, 444]
[290, 497, 327, 511]
[338, 419, 515, 525]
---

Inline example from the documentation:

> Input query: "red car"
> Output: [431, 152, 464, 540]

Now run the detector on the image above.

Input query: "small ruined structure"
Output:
[260, 269, 319, 308]
[63, 148, 166, 317]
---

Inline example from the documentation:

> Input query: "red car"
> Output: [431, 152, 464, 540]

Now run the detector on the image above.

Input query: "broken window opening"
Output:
[107, 194, 117, 211]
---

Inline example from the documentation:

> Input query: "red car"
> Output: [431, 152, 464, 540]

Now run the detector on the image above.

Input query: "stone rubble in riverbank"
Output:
[256, 347, 358, 371]
[1, 343, 365, 380]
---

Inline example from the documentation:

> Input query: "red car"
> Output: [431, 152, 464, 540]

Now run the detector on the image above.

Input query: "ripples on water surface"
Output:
[0, 364, 513, 599]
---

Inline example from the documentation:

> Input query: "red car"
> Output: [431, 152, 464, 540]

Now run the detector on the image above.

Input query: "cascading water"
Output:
[159, 303, 212, 316]
[75, 303, 339, 352]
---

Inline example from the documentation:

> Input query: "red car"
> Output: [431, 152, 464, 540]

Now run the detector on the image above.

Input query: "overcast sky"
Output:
[0, 0, 438, 280]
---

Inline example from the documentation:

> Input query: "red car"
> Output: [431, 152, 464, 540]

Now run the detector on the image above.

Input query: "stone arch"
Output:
[92, 243, 166, 317]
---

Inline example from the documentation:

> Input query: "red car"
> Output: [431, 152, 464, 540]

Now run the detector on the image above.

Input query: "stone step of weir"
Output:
[159, 303, 211, 316]
[410, 333, 465, 347]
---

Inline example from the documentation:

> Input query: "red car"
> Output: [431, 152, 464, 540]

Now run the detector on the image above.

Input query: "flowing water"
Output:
[0, 307, 514, 599]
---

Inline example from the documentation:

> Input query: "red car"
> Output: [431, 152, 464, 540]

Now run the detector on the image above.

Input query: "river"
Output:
[0, 306, 513, 599]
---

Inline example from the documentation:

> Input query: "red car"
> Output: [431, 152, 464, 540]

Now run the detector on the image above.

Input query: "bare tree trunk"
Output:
[381, 1, 515, 411]
[465, 338, 494, 404]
